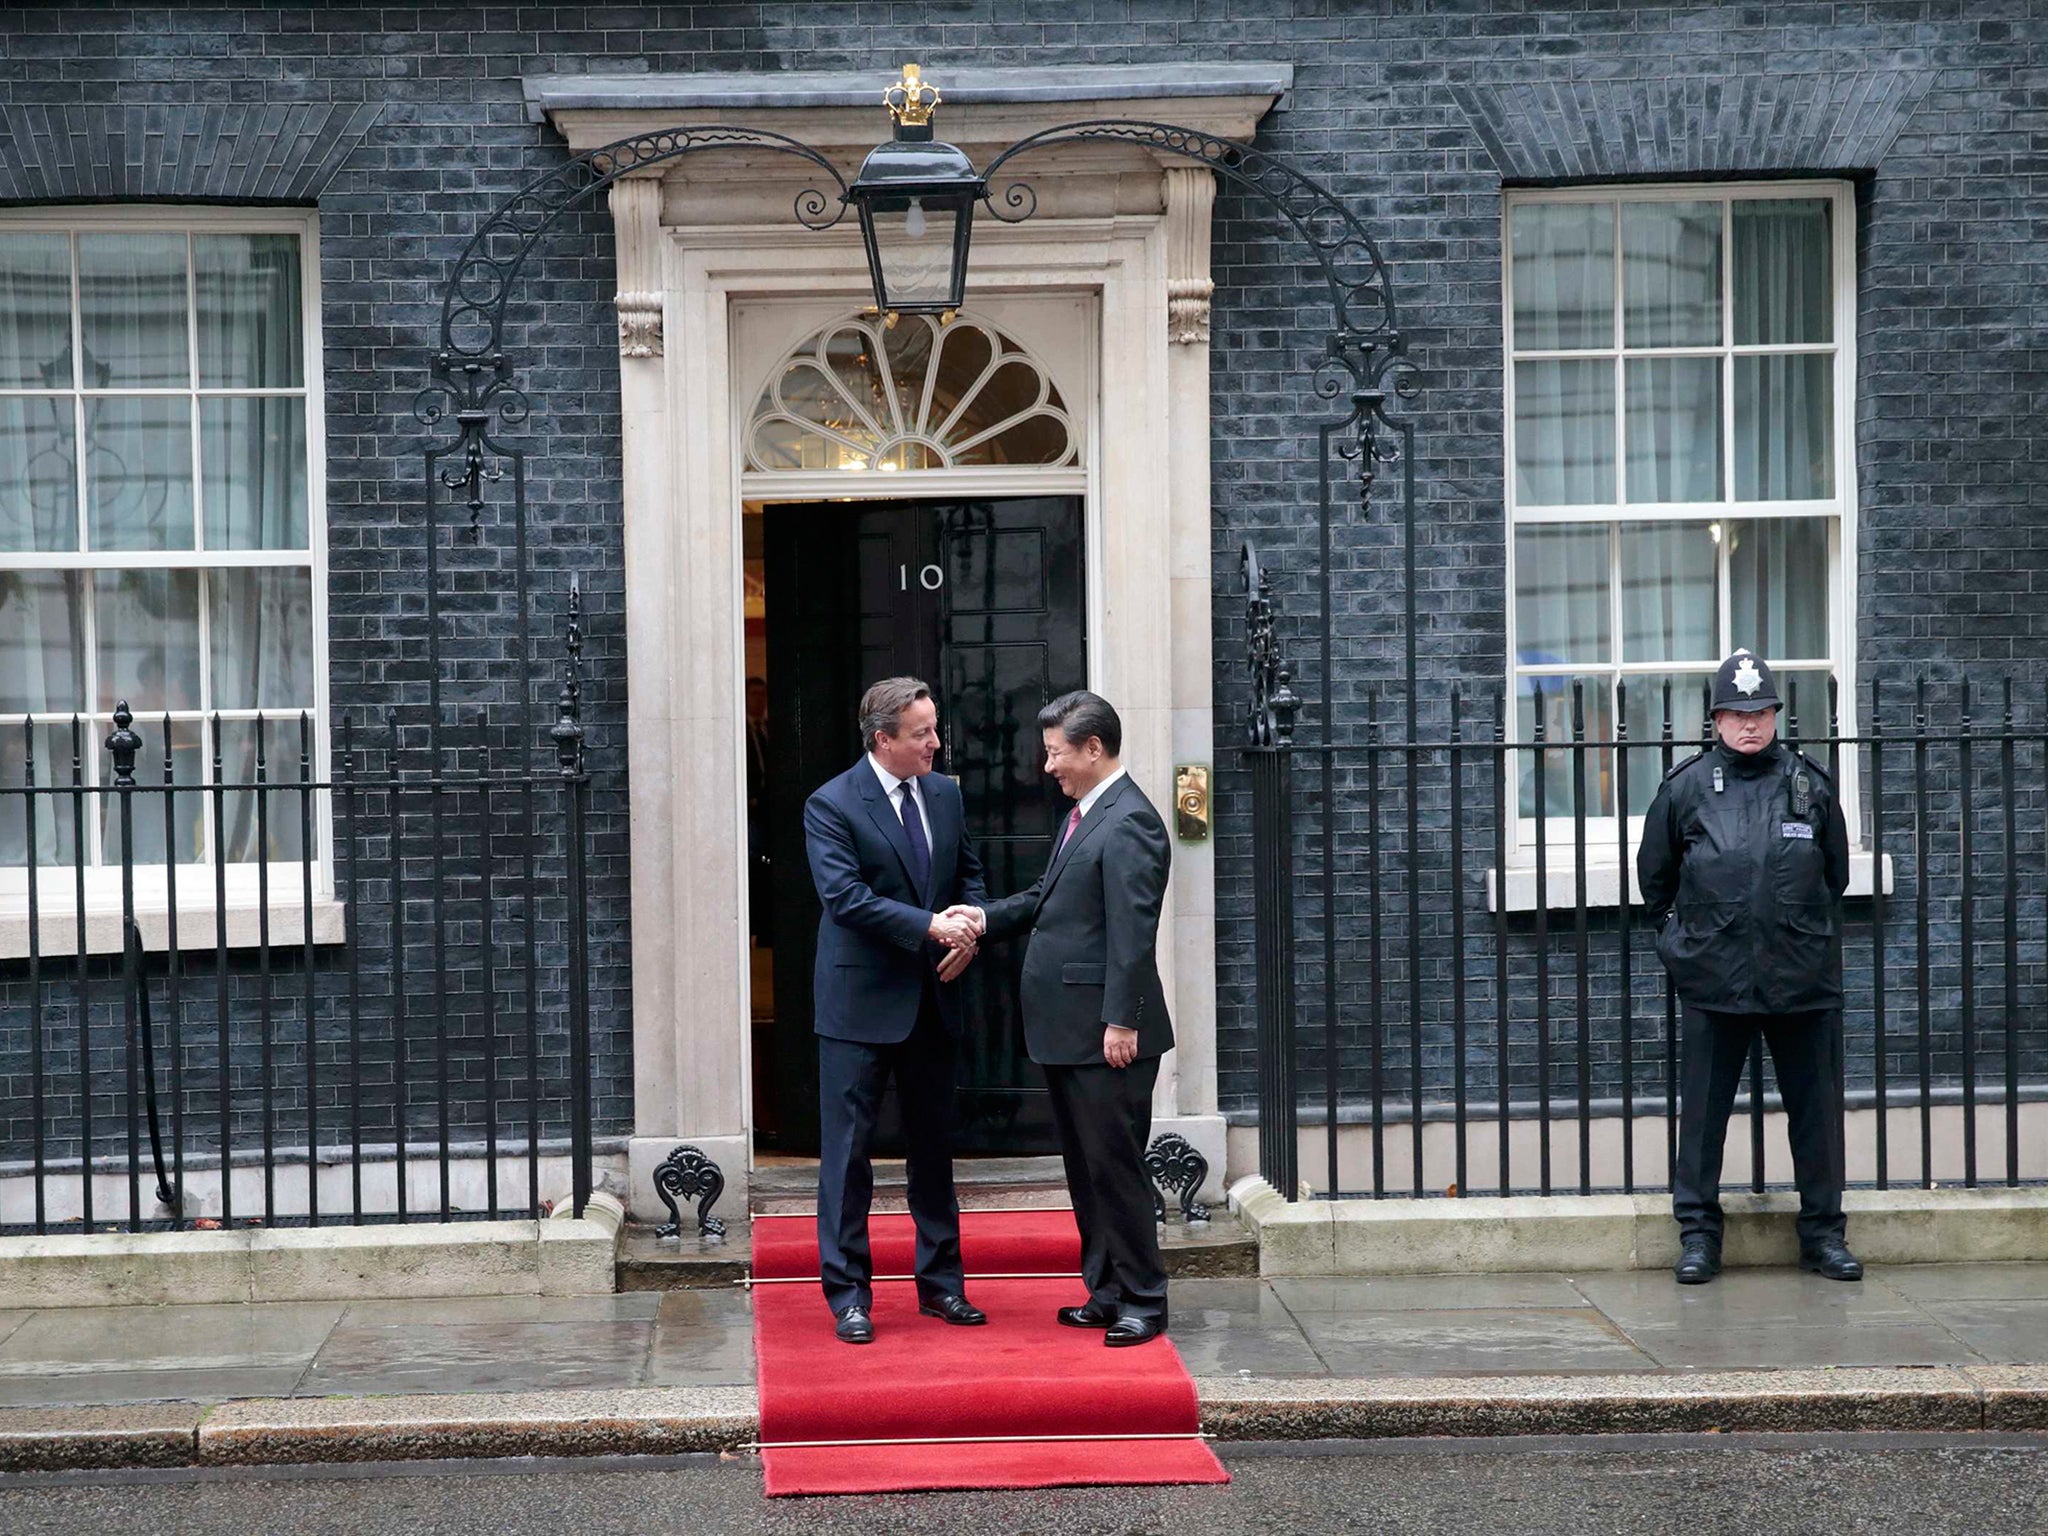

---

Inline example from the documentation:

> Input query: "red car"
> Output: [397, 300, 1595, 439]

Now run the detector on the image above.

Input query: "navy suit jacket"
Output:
[803, 759, 988, 1044]
[980, 774, 1175, 1067]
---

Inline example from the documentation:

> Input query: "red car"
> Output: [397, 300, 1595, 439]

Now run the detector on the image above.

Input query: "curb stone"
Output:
[2, 1369, 2043, 1473]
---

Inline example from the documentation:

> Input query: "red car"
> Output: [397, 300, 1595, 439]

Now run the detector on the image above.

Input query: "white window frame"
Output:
[0, 205, 333, 954]
[1499, 180, 1863, 900]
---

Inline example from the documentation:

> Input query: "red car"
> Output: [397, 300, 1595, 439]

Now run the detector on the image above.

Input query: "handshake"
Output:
[927, 905, 988, 983]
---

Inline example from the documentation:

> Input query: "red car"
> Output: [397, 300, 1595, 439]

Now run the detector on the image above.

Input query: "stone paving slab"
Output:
[0, 1366, 310, 1412]
[0, 1301, 344, 1378]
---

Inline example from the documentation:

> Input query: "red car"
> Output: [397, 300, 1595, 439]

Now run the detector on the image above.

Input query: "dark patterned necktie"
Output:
[899, 783, 931, 892]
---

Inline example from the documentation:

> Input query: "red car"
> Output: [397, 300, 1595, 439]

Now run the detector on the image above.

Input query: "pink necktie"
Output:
[1058, 804, 1082, 851]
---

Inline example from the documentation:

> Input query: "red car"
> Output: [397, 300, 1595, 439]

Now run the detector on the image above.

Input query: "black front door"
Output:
[758, 496, 1086, 1156]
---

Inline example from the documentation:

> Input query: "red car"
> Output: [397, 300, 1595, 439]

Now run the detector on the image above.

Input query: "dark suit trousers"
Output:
[815, 989, 964, 1315]
[1673, 1007, 1847, 1249]
[1044, 1055, 1167, 1322]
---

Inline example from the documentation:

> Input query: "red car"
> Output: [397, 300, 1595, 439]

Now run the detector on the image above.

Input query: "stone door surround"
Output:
[529, 64, 1291, 1216]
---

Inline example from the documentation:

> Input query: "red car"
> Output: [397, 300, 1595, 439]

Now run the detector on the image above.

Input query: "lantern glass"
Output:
[862, 193, 970, 313]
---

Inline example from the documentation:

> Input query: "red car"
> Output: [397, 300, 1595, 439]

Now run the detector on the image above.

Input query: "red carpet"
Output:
[751, 1208, 1081, 1280]
[750, 1210, 1228, 1497]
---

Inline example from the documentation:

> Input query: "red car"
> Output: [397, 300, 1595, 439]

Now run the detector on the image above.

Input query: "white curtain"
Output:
[0, 571, 86, 863]
[1619, 522, 1716, 662]
[1732, 201, 1833, 499]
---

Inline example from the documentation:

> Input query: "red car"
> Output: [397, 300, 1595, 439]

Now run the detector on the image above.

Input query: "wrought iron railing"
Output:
[0, 618, 598, 1235]
[1239, 657, 2048, 1203]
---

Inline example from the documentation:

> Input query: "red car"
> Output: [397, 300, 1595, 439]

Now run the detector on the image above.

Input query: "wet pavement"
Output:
[0, 1263, 2044, 1410]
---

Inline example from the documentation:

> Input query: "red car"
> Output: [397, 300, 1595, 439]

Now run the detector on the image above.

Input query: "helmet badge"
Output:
[1733, 658, 1762, 697]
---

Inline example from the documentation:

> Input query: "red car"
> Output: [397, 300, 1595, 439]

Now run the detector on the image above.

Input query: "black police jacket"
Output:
[1636, 740, 1850, 1015]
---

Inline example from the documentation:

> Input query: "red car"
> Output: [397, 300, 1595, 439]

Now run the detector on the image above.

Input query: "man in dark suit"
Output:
[803, 676, 990, 1344]
[959, 690, 1175, 1347]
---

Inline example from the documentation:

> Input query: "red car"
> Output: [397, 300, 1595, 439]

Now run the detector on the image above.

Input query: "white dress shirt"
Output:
[867, 753, 930, 835]
[1072, 764, 1127, 824]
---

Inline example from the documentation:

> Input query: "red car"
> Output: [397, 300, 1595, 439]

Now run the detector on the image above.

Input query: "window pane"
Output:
[100, 723, 207, 865]
[209, 568, 314, 709]
[194, 234, 302, 388]
[1510, 202, 1614, 350]
[202, 396, 307, 549]
[1618, 672, 1713, 815]
[1618, 522, 1717, 663]
[0, 396, 79, 552]
[1729, 518, 1829, 661]
[1515, 524, 1609, 664]
[0, 571, 85, 714]
[0, 723, 80, 867]
[86, 396, 194, 550]
[1734, 354, 1833, 500]
[1624, 357, 1722, 503]
[1514, 359, 1615, 505]
[1622, 200, 1721, 347]
[1733, 199, 1831, 345]
[78, 232, 189, 387]
[214, 717, 306, 862]
[0, 233, 74, 388]
[93, 569, 201, 712]
[1516, 674, 1613, 818]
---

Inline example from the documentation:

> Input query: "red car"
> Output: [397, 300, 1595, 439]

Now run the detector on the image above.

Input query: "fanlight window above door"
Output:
[747, 313, 1079, 474]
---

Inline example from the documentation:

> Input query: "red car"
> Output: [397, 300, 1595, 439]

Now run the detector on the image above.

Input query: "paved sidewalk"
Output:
[0, 1264, 2043, 1470]
[3, 1262, 2045, 1410]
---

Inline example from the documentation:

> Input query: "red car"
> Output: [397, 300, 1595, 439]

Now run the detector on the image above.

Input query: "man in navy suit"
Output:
[803, 676, 990, 1344]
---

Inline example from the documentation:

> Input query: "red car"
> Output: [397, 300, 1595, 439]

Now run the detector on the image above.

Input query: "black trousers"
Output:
[1672, 1006, 1847, 1249]
[1044, 1055, 1168, 1323]
[814, 993, 964, 1315]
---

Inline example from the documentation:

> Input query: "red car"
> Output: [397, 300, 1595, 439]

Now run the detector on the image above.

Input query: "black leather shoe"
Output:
[917, 1293, 987, 1326]
[1057, 1303, 1117, 1329]
[1104, 1313, 1167, 1348]
[834, 1305, 874, 1344]
[1673, 1236, 1721, 1285]
[1800, 1239, 1864, 1281]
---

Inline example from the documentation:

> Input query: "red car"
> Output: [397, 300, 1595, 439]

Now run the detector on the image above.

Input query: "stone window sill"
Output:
[1487, 851, 1893, 914]
[0, 897, 347, 960]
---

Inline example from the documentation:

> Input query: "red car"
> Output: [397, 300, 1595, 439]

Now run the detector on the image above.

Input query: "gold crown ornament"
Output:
[884, 64, 941, 129]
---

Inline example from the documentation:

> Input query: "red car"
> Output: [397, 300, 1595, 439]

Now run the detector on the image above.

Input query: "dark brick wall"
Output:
[0, 3, 2041, 1168]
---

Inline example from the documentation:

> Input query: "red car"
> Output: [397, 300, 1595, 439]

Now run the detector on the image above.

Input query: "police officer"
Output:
[1637, 649, 1861, 1286]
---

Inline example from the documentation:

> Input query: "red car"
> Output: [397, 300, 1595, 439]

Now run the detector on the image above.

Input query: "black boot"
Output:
[1799, 1238, 1863, 1281]
[1673, 1234, 1721, 1285]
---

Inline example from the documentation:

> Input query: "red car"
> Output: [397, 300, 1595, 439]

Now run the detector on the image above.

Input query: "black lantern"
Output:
[848, 66, 986, 319]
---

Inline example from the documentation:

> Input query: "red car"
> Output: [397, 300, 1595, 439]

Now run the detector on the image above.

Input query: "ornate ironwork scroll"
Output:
[1242, 543, 1302, 748]
[980, 119, 1417, 513]
[653, 1143, 728, 1240]
[1145, 1132, 1212, 1225]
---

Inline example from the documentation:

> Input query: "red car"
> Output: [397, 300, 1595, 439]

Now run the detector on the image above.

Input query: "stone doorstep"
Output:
[614, 1210, 1257, 1290]
[1228, 1178, 2048, 1277]
[2, 1369, 2042, 1472]
[0, 1194, 627, 1308]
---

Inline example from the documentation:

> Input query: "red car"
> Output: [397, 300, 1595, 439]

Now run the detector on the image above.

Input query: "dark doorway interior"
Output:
[748, 496, 1086, 1158]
